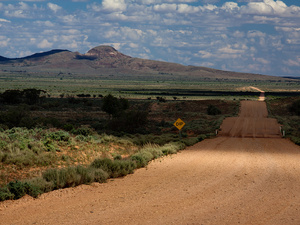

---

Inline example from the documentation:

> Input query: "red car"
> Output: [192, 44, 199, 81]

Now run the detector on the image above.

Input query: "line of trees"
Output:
[0, 89, 46, 105]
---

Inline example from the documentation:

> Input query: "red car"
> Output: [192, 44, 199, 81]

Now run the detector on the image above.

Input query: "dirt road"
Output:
[1, 101, 300, 225]
[219, 101, 281, 138]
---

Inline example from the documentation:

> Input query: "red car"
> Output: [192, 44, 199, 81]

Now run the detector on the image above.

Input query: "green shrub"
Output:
[90, 168, 109, 183]
[289, 100, 300, 116]
[42, 165, 109, 191]
[113, 154, 122, 160]
[42, 169, 60, 189]
[89, 158, 135, 178]
[90, 158, 114, 172]
[0, 186, 14, 201]
[26, 177, 54, 194]
[142, 144, 164, 159]
[75, 166, 94, 185]
[130, 154, 147, 168]
[102, 94, 129, 118]
[43, 138, 58, 152]
[207, 105, 221, 115]
[290, 136, 300, 146]
[71, 127, 93, 136]
[7, 180, 41, 199]
[161, 142, 183, 155]
[181, 137, 199, 146]
[0, 140, 8, 150]
[46, 131, 70, 142]
[197, 134, 207, 142]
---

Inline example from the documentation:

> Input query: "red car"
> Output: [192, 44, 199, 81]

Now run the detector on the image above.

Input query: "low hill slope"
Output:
[0, 45, 289, 81]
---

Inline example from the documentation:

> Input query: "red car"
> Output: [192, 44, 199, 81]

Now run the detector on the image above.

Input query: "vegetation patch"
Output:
[0, 142, 183, 201]
[0, 90, 241, 201]
[267, 97, 300, 145]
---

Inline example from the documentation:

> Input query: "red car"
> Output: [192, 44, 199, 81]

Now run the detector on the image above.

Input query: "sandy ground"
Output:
[1, 100, 300, 225]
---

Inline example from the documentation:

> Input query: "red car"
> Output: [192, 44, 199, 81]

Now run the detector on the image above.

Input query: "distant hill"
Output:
[283, 76, 300, 80]
[0, 45, 292, 81]
[0, 56, 9, 62]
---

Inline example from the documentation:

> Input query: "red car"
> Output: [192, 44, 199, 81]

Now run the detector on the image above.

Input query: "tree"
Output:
[207, 105, 221, 115]
[289, 99, 300, 116]
[0, 90, 23, 104]
[22, 89, 46, 105]
[0, 89, 46, 105]
[101, 94, 129, 118]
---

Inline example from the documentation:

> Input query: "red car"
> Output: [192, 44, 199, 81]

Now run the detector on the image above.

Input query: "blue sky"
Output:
[0, 0, 299, 77]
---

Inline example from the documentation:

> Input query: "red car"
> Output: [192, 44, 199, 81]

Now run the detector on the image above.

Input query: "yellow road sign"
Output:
[174, 118, 185, 130]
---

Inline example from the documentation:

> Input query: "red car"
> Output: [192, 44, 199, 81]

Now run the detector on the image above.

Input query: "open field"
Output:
[0, 74, 299, 99]
[2, 100, 300, 224]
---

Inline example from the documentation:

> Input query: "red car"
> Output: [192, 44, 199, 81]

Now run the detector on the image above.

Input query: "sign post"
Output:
[174, 118, 186, 139]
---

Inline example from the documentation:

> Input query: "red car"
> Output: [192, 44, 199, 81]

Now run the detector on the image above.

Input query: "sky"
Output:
[0, 0, 300, 77]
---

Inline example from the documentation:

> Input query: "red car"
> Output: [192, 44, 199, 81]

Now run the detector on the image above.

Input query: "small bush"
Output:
[289, 100, 300, 116]
[75, 166, 94, 185]
[197, 134, 207, 142]
[26, 177, 54, 194]
[46, 131, 70, 142]
[89, 158, 135, 178]
[207, 105, 221, 115]
[71, 127, 93, 136]
[181, 137, 199, 146]
[91, 168, 109, 183]
[130, 154, 147, 168]
[290, 136, 300, 146]
[0, 187, 14, 201]
[7, 180, 41, 199]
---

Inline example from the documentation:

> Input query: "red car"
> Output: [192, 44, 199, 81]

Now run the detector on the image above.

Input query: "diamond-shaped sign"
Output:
[174, 118, 185, 130]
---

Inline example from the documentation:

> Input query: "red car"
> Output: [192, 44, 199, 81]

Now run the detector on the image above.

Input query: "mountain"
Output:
[0, 45, 289, 81]
[0, 56, 10, 62]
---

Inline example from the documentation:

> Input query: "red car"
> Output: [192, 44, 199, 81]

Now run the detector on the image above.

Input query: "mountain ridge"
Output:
[0, 45, 290, 81]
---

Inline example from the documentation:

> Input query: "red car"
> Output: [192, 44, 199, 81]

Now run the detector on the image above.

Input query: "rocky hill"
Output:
[0, 45, 288, 81]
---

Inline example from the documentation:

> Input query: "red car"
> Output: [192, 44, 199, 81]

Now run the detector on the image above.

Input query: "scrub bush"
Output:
[0, 187, 14, 201]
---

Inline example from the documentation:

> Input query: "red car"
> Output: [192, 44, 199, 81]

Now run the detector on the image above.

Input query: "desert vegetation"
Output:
[267, 97, 300, 145]
[0, 87, 241, 201]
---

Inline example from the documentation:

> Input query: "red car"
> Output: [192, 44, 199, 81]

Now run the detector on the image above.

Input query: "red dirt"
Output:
[219, 101, 282, 138]
[1, 100, 300, 224]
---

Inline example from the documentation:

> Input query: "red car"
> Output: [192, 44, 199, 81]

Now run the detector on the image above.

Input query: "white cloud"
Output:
[34, 20, 54, 27]
[153, 4, 177, 12]
[218, 45, 245, 54]
[241, 0, 300, 17]
[198, 50, 212, 58]
[37, 39, 53, 48]
[233, 31, 245, 38]
[0, 18, 10, 23]
[221, 2, 239, 12]
[247, 30, 266, 38]
[61, 15, 77, 23]
[129, 43, 139, 48]
[241, 2, 273, 15]
[87, 2, 102, 12]
[255, 57, 270, 64]
[47, 3, 62, 13]
[0, 36, 10, 47]
[102, 0, 127, 12]
[284, 57, 300, 67]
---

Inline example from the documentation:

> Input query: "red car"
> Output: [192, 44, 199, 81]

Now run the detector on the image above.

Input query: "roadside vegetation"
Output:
[267, 97, 300, 145]
[0, 88, 240, 201]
